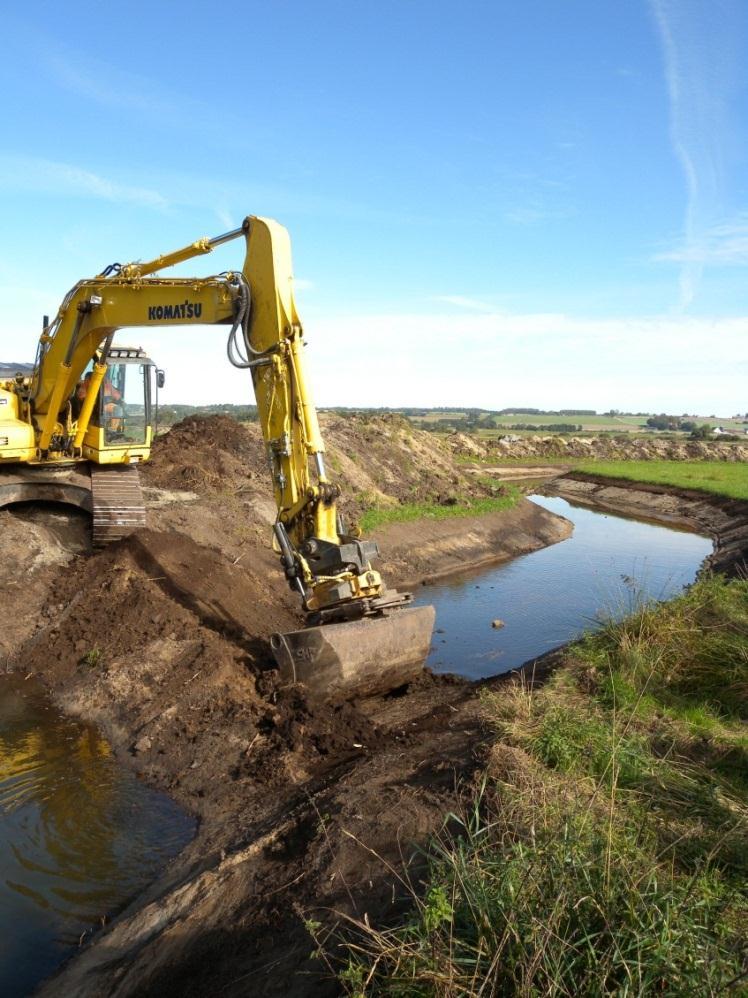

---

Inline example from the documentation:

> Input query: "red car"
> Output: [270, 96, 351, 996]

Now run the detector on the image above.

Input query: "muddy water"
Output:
[415, 495, 712, 680]
[0, 675, 195, 997]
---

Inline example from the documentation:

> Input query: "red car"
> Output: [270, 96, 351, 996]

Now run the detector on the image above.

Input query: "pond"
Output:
[414, 495, 712, 680]
[0, 675, 195, 997]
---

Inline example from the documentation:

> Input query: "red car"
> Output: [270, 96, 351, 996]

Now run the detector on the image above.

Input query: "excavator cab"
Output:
[76, 348, 161, 463]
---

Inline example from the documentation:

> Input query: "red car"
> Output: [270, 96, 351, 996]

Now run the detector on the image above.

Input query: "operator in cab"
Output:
[74, 370, 124, 430]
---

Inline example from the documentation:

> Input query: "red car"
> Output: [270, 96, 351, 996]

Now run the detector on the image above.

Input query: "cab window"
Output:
[102, 363, 147, 445]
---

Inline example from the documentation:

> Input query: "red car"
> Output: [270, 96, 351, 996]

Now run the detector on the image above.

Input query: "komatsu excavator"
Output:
[0, 217, 434, 700]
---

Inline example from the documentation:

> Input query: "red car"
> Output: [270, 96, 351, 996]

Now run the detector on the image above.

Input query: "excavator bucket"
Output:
[270, 604, 436, 702]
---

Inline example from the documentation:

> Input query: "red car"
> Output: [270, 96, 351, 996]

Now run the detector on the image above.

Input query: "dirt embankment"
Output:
[0, 414, 571, 998]
[448, 430, 748, 463]
[551, 473, 748, 577]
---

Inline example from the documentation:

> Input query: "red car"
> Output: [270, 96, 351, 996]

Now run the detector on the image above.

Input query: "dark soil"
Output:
[144, 413, 268, 492]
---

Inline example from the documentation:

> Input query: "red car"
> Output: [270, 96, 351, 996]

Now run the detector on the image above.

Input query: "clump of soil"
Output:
[145, 414, 267, 492]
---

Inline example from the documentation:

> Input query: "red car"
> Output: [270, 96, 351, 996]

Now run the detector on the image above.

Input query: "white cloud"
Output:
[504, 204, 574, 225]
[433, 295, 495, 312]
[46, 53, 165, 114]
[101, 308, 746, 416]
[655, 216, 748, 265]
[0, 155, 169, 210]
[0, 289, 742, 414]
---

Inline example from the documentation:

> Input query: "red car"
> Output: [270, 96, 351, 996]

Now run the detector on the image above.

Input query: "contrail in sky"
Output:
[650, 0, 742, 309]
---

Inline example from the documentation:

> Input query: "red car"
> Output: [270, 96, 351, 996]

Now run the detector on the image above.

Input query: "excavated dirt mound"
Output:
[145, 414, 268, 492]
[145, 413, 502, 525]
[19, 528, 398, 848]
[448, 430, 748, 462]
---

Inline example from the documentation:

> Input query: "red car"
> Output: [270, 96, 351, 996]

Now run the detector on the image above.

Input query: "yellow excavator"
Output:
[0, 216, 434, 700]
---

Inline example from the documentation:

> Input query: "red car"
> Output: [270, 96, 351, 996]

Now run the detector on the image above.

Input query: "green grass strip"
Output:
[576, 459, 748, 500]
[360, 486, 521, 532]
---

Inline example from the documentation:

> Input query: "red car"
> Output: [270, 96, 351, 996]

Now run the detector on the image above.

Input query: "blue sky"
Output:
[1, 0, 746, 414]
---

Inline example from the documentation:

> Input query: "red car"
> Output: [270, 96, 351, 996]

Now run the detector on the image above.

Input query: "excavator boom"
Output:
[0, 216, 435, 700]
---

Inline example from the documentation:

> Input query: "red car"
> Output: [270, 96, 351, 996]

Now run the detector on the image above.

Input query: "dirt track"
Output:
[0, 415, 573, 997]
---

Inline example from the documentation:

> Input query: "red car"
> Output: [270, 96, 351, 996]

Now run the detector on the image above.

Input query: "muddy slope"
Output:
[551, 473, 748, 577]
[0, 414, 571, 997]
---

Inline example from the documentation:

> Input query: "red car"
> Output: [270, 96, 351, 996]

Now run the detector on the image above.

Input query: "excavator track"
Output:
[91, 465, 146, 547]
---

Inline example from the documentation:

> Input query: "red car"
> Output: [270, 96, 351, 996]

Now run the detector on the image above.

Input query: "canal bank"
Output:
[549, 472, 748, 577]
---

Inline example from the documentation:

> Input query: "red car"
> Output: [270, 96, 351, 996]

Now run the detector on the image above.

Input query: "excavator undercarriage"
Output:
[0, 464, 146, 546]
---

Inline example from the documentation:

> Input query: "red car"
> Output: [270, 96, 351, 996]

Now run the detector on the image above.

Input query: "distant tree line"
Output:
[646, 414, 698, 432]
[157, 403, 258, 426]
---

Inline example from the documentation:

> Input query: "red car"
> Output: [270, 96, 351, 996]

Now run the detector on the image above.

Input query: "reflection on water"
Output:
[415, 495, 713, 680]
[0, 675, 195, 997]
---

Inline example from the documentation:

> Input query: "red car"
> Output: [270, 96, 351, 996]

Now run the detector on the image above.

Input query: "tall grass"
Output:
[315, 577, 748, 996]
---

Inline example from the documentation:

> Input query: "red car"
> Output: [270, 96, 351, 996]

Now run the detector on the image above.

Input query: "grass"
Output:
[315, 576, 748, 996]
[577, 460, 748, 501]
[80, 647, 103, 668]
[359, 485, 522, 533]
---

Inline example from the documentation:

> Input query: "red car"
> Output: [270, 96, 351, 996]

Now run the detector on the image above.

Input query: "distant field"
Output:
[407, 411, 748, 436]
[490, 413, 648, 431]
[577, 461, 748, 501]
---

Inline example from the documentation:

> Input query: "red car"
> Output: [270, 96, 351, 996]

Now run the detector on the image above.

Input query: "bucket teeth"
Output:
[271, 605, 435, 701]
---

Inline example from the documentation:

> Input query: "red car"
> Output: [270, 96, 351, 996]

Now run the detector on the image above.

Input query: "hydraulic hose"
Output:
[225, 272, 275, 369]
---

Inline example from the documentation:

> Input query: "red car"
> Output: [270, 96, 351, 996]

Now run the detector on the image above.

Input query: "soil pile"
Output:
[19, 527, 398, 850]
[321, 413, 491, 522]
[145, 412, 500, 526]
[0, 505, 89, 660]
[145, 414, 267, 492]
[448, 432, 748, 462]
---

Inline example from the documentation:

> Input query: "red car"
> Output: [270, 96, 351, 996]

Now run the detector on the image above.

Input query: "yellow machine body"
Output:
[0, 216, 434, 698]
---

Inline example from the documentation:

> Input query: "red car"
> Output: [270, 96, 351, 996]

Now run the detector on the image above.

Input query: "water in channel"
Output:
[414, 495, 713, 680]
[0, 675, 195, 997]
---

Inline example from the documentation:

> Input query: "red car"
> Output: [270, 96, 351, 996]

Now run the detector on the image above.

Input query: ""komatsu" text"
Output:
[147, 302, 203, 320]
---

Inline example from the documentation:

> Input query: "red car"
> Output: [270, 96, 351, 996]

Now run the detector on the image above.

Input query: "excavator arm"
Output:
[16, 216, 435, 698]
